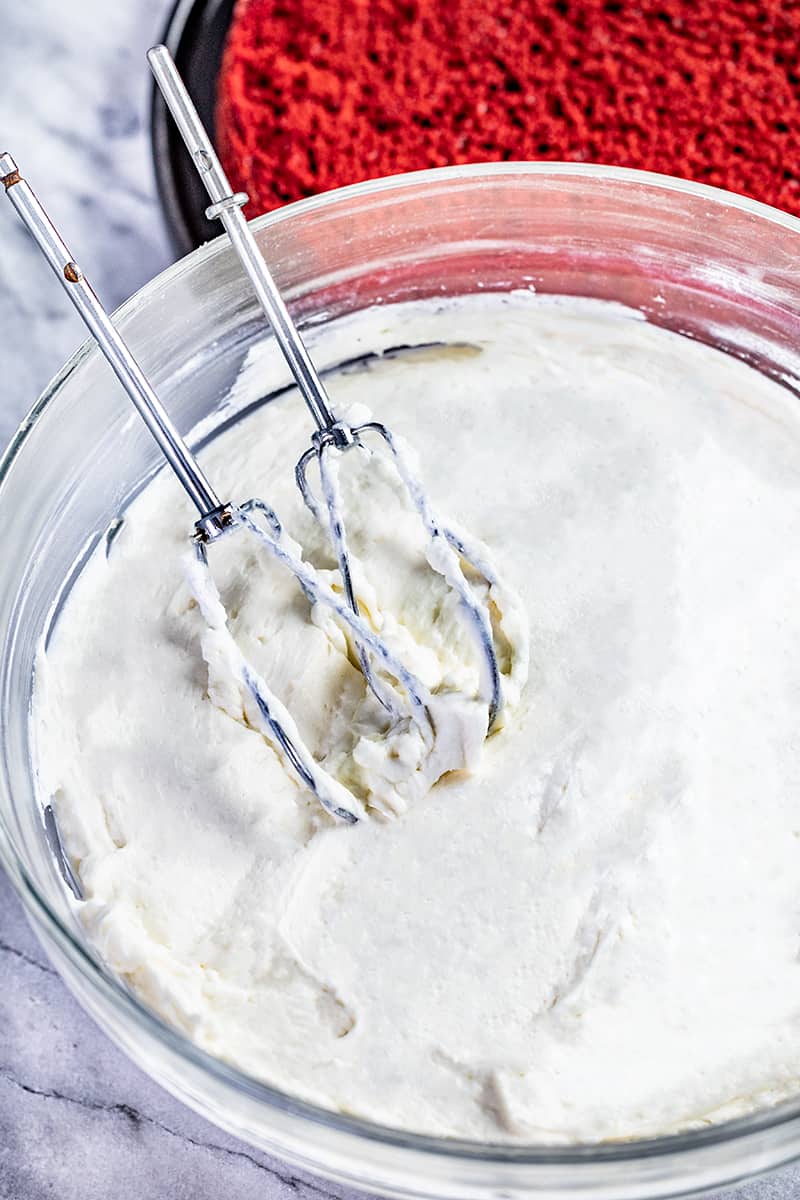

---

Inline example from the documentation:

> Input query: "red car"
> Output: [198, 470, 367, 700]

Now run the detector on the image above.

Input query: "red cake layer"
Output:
[217, 0, 800, 216]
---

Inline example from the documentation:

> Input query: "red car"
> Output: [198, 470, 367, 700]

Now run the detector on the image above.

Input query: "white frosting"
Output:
[33, 294, 800, 1142]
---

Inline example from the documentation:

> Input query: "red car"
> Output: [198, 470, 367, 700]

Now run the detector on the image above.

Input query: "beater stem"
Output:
[148, 45, 341, 440]
[0, 152, 231, 538]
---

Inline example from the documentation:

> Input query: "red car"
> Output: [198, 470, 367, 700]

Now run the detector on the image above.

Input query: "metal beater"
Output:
[0, 154, 411, 823]
[2, 52, 507, 824]
[147, 46, 502, 729]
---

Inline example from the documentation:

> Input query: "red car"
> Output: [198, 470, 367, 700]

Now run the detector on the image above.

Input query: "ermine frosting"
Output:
[34, 295, 800, 1142]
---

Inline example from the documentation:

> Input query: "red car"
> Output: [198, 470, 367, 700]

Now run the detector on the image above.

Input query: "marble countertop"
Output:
[0, 3, 798, 1197]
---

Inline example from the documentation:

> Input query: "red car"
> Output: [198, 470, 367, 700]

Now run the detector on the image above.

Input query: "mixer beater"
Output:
[1, 49, 515, 824]
[147, 46, 502, 730]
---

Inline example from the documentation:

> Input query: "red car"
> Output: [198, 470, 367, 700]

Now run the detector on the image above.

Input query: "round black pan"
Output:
[151, 0, 235, 256]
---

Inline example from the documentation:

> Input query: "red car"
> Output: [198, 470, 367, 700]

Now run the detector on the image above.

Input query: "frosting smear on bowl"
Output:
[33, 294, 800, 1142]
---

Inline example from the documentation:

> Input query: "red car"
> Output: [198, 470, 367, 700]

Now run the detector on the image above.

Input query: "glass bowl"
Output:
[2, 163, 800, 1200]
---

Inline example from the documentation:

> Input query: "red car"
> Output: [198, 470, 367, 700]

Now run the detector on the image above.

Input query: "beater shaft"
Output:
[148, 45, 342, 442]
[0, 152, 230, 536]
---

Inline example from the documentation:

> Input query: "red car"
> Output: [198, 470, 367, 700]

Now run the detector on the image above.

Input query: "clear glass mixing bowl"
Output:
[2, 163, 800, 1200]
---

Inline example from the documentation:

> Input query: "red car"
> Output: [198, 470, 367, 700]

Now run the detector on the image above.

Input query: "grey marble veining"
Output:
[0, 2, 799, 1198]
[0, 872, 365, 1200]
[0, 0, 172, 446]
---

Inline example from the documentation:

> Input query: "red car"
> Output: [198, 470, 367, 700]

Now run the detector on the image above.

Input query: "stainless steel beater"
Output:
[3, 51, 507, 824]
[0, 152, 439, 824]
[147, 46, 502, 728]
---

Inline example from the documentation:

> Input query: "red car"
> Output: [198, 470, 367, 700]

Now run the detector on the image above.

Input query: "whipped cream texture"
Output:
[33, 295, 800, 1142]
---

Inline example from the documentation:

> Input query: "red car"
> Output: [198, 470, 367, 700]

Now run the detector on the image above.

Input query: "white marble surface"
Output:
[0, 2, 799, 1197]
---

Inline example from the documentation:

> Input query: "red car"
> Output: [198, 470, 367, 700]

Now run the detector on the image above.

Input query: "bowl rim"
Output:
[4, 158, 800, 1168]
